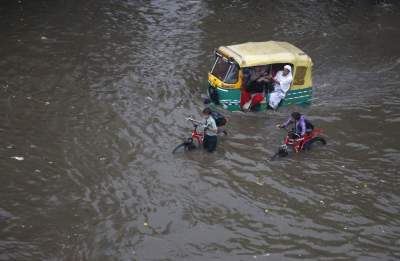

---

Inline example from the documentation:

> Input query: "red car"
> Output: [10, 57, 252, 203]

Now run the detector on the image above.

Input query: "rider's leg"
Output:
[203, 135, 209, 150]
[204, 135, 217, 152]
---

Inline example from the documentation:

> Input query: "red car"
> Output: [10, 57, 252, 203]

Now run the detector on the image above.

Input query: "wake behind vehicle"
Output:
[207, 41, 313, 112]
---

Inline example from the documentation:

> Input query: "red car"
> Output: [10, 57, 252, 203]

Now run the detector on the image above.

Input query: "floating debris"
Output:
[11, 156, 24, 161]
[41, 36, 48, 40]
[145, 96, 153, 102]
[143, 222, 149, 227]
[44, 101, 50, 105]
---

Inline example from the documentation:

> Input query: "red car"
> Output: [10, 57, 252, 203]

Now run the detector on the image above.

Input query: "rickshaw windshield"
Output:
[211, 54, 238, 83]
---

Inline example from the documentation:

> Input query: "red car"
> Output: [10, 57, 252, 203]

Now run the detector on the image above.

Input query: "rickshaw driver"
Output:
[267, 65, 293, 110]
[241, 67, 269, 111]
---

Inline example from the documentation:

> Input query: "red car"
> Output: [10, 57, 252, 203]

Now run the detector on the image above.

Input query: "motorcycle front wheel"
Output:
[271, 146, 289, 160]
[172, 138, 196, 154]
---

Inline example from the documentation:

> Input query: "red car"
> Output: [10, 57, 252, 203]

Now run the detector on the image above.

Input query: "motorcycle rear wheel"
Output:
[303, 137, 326, 150]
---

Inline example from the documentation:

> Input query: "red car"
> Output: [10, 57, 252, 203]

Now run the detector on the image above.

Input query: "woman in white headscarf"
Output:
[268, 65, 293, 110]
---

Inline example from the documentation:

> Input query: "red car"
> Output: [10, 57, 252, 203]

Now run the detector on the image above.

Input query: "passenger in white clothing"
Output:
[266, 65, 293, 110]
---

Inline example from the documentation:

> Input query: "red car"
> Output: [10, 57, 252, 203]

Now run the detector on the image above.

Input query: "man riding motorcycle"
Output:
[276, 112, 314, 139]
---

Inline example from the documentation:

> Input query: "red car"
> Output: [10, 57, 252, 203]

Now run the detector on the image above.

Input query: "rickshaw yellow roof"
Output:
[218, 41, 312, 67]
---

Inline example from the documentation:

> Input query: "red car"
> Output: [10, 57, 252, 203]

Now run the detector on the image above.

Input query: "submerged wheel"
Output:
[172, 139, 196, 154]
[271, 146, 289, 160]
[303, 137, 326, 151]
[172, 143, 187, 154]
[271, 152, 280, 161]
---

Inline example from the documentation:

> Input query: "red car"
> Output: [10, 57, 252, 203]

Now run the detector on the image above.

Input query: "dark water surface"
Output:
[1, 0, 400, 260]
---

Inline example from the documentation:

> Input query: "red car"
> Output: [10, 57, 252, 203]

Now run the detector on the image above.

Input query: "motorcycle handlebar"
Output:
[186, 117, 200, 123]
[186, 117, 205, 127]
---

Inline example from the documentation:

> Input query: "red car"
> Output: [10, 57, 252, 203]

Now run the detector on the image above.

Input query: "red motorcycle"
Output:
[172, 118, 203, 154]
[271, 128, 326, 160]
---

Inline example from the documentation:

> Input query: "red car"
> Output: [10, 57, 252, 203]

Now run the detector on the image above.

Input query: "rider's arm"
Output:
[187, 117, 201, 124]
[276, 117, 292, 129]
[207, 126, 218, 134]
[209, 120, 218, 134]
[281, 117, 293, 128]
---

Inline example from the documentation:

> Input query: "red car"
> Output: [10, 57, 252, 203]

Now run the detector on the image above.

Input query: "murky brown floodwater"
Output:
[1, 0, 400, 260]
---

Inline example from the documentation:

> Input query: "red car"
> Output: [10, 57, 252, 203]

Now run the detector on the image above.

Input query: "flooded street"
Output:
[1, 0, 400, 260]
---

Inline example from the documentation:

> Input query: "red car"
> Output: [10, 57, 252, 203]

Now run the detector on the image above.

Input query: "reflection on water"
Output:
[1, 0, 400, 260]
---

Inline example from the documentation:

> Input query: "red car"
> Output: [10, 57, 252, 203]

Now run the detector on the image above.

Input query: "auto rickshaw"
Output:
[207, 41, 313, 111]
